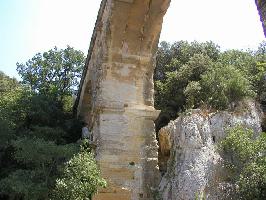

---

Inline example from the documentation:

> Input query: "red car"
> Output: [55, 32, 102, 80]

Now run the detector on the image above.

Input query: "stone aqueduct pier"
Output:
[74, 1, 266, 199]
[75, 0, 170, 199]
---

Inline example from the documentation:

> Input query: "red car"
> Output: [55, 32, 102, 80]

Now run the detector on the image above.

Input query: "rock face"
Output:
[74, 0, 170, 199]
[159, 101, 262, 200]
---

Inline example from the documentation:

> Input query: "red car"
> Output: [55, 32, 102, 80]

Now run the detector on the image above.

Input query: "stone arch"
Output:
[74, 1, 265, 200]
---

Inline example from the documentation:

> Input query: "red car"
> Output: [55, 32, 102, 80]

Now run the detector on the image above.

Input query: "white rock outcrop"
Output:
[159, 101, 262, 200]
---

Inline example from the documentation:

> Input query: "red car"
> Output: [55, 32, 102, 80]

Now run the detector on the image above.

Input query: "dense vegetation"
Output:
[52, 140, 106, 200]
[154, 40, 266, 130]
[220, 126, 266, 200]
[0, 41, 265, 199]
[0, 47, 106, 200]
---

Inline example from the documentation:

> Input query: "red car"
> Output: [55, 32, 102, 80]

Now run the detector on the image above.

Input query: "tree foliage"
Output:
[16, 46, 85, 100]
[0, 71, 19, 93]
[52, 141, 107, 200]
[195, 64, 255, 110]
[220, 126, 266, 199]
[0, 47, 105, 200]
[0, 139, 78, 200]
[155, 40, 266, 130]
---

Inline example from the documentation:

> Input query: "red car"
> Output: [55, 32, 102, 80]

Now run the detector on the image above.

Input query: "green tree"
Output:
[0, 46, 92, 200]
[220, 126, 266, 199]
[0, 138, 78, 200]
[254, 42, 266, 107]
[154, 40, 266, 130]
[52, 141, 107, 200]
[16, 46, 85, 101]
[154, 41, 219, 130]
[155, 41, 219, 81]
[0, 71, 19, 93]
[0, 74, 25, 147]
[197, 64, 255, 110]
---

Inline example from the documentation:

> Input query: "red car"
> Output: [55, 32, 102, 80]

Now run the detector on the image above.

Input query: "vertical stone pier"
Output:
[75, 0, 170, 199]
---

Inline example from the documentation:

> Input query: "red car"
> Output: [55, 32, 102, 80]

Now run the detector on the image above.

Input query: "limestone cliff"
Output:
[158, 101, 262, 200]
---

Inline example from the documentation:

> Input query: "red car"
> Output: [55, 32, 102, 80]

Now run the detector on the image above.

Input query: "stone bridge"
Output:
[74, 1, 265, 200]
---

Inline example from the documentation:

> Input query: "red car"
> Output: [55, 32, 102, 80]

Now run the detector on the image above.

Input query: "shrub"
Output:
[51, 142, 106, 200]
[220, 126, 266, 199]
[199, 64, 255, 110]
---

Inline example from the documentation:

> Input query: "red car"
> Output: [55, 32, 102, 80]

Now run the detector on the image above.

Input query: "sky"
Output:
[0, 0, 265, 79]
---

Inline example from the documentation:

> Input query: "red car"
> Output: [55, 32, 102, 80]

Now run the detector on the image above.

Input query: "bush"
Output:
[199, 64, 255, 110]
[52, 142, 106, 200]
[0, 138, 78, 200]
[220, 126, 266, 199]
[184, 81, 201, 109]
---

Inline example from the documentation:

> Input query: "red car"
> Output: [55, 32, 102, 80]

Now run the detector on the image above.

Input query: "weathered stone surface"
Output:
[75, 0, 170, 199]
[256, 0, 266, 36]
[159, 101, 262, 200]
[74, 0, 265, 199]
